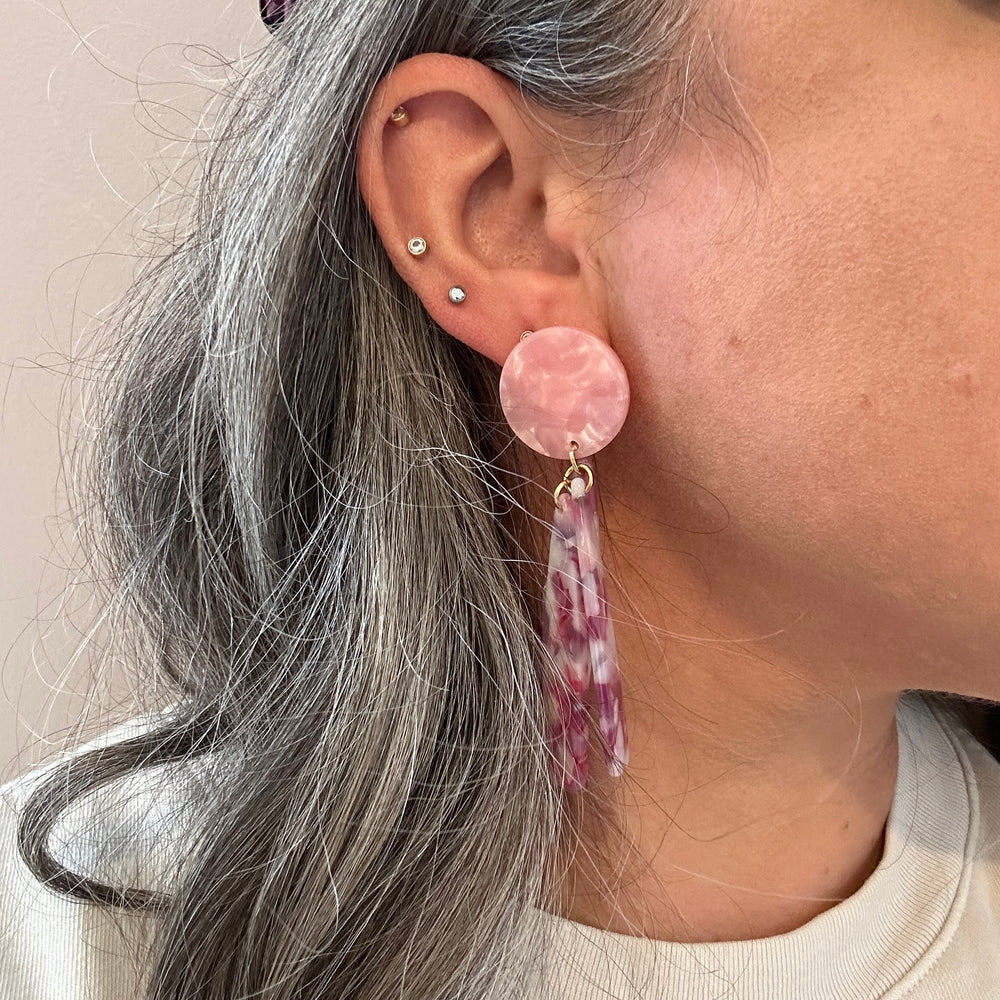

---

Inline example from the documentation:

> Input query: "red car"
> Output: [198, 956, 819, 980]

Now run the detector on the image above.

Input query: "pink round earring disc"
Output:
[498, 326, 630, 459]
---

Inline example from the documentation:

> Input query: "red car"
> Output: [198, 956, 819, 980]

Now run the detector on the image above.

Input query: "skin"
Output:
[356, 0, 1000, 943]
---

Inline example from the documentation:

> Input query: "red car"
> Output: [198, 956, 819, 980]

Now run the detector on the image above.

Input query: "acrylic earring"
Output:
[498, 325, 630, 790]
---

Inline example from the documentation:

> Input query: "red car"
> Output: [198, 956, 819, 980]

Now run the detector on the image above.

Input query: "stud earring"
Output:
[498, 326, 630, 791]
[390, 105, 410, 127]
[448, 286, 467, 304]
[407, 237, 427, 256]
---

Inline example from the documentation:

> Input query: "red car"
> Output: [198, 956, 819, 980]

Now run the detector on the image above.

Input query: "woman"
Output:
[3, 0, 999, 997]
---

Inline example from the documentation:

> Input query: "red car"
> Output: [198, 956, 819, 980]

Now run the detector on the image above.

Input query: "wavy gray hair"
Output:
[19, 1, 705, 997]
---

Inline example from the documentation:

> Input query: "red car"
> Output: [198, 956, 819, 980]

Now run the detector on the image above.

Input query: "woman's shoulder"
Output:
[3, 692, 1000, 1000]
[0, 708, 178, 1000]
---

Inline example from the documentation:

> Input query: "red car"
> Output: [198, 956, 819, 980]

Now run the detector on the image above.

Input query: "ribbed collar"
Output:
[533, 693, 979, 1000]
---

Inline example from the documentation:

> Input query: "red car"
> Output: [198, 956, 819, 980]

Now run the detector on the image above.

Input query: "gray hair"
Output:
[20, 1, 705, 997]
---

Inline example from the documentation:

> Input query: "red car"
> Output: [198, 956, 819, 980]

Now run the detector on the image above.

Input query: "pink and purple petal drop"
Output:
[568, 476, 629, 777]
[540, 472, 629, 789]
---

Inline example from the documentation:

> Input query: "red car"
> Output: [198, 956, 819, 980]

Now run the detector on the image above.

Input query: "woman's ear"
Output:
[355, 52, 609, 367]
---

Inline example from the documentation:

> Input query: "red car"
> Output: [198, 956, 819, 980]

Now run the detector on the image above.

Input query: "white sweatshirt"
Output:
[2, 691, 999, 1000]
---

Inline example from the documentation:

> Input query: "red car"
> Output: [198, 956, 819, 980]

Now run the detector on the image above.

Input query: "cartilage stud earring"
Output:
[448, 286, 467, 304]
[407, 237, 427, 256]
[390, 105, 410, 126]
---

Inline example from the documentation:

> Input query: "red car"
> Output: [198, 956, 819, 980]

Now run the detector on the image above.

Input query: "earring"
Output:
[498, 326, 630, 790]
[407, 237, 427, 256]
[390, 105, 410, 127]
[448, 286, 467, 304]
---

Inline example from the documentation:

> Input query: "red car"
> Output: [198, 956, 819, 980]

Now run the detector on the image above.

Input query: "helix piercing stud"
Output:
[390, 105, 410, 126]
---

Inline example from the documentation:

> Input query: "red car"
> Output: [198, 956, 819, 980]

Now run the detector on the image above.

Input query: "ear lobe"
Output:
[355, 53, 608, 368]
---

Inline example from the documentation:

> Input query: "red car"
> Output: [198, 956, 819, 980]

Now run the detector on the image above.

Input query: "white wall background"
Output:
[1, 0, 269, 779]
